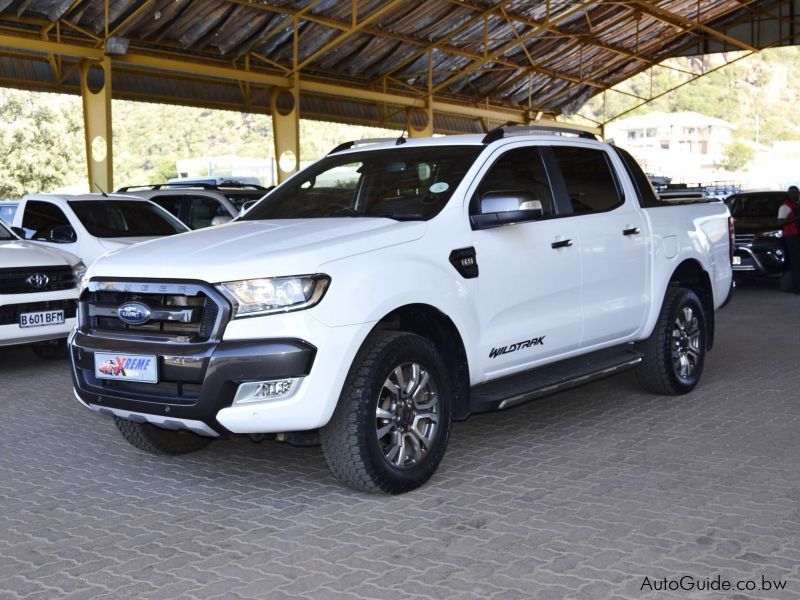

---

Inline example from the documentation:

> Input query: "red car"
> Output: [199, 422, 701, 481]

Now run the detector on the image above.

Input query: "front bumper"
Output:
[0, 290, 78, 347]
[732, 241, 785, 275]
[70, 330, 316, 435]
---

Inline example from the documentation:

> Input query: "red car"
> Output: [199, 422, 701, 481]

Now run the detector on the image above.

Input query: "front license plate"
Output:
[732, 256, 742, 265]
[94, 352, 158, 383]
[19, 309, 65, 328]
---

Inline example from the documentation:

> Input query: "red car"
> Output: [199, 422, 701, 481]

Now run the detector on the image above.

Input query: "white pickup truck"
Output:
[70, 127, 733, 494]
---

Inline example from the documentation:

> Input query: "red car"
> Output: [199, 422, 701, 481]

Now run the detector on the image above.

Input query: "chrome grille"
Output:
[734, 233, 755, 245]
[82, 281, 227, 343]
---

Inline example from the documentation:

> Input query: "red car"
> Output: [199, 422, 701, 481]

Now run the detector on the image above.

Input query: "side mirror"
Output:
[10, 226, 26, 238]
[471, 191, 544, 230]
[49, 225, 77, 243]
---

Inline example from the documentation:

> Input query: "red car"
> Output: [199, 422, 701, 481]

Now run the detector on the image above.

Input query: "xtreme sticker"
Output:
[489, 336, 545, 359]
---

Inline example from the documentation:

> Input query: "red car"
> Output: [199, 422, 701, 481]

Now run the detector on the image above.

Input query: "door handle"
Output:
[551, 238, 573, 249]
[622, 227, 640, 236]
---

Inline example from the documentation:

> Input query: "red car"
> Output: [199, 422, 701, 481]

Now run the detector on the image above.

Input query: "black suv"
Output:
[725, 191, 787, 277]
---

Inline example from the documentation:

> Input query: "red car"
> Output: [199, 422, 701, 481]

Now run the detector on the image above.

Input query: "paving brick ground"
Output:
[1, 280, 799, 599]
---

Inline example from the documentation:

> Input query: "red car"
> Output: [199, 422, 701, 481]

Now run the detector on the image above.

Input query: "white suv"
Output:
[0, 221, 83, 357]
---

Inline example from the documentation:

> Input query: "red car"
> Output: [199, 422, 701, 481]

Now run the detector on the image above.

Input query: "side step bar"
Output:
[469, 346, 643, 413]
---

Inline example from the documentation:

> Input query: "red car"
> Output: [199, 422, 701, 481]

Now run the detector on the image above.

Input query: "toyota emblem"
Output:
[26, 273, 50, 289]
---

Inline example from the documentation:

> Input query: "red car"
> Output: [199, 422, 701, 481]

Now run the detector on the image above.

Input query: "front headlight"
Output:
[72, 261, 87, 287]
[757, 230, 783, 239]
[217, 274, 330, 318]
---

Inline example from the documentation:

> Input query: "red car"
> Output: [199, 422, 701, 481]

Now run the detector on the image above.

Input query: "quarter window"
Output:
[551, 147, 622, 214]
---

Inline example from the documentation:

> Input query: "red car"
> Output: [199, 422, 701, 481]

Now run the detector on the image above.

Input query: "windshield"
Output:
[725, 194, 785, 218]
[220, 192, 265, 211]
[0, 220, 14, 240]
[69, 200, 188, 238]
[243, 146, 482, 221]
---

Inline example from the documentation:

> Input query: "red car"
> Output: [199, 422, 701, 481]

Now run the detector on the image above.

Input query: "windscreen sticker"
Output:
[429, 182, 449, 194]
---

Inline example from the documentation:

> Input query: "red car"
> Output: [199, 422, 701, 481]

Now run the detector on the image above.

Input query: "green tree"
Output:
[720, 141, 755, 171]
[0, 91, 84, 198]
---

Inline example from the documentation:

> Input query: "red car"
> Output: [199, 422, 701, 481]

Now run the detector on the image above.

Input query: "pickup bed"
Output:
[70, 127, 734, 493]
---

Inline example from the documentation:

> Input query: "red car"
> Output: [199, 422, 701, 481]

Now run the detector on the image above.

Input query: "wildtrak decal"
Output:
[489, 336, 545, 359]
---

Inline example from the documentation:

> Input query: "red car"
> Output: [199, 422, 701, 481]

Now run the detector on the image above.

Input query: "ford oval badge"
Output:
[117, 302, 151, 325]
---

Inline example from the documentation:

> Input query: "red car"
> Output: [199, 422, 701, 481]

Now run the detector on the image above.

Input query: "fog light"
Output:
[233, 378, 301, 405]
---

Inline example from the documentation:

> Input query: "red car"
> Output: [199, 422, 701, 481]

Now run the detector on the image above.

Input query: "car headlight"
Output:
[757, 230, 783, 239]
[217, 274, 330, 318]
[72, 261, 87, 287]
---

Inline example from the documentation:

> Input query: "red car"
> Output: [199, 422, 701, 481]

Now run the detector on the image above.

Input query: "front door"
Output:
[471, 146, 583, 379]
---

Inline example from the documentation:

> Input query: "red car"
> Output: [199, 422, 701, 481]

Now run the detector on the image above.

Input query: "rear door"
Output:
[547, 144, 648, 347]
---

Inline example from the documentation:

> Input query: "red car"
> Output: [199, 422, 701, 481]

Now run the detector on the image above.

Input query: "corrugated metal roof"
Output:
[0, 0, 797, 130]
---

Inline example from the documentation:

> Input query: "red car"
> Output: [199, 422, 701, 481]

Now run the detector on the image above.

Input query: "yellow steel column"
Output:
[80, 57, 113, 192]
[406, 103, 433, 138]
[271, 85, 300, 183]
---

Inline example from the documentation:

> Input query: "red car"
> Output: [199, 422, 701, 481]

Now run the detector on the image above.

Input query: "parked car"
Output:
[0, 201, 18, 225]
[117, 182, 269, 230]
[11, 194, 189, 266]
[70, 127, 733, 493]
[725, 191, 787, 277]
[0, 219, 83, 358]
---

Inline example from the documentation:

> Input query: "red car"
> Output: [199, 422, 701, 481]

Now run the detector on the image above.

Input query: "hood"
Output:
[89, 218, 426, 282]
[0, 239, 79, 269]
[97, 236, 161, 251]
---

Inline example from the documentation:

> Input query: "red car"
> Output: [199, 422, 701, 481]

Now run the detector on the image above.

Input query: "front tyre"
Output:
[636, 287, 707, 395]
[320, 332, 452, 494]
[114, 418, 213, 455]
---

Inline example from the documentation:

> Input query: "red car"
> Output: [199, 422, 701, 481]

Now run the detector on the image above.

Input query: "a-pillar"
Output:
[271, 85, 300, 184]
[406, 102, 433, 138]
[80, 57, 113, 193]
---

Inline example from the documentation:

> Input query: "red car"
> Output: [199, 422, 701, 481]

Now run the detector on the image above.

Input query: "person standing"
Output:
[779, 185, 800, 293]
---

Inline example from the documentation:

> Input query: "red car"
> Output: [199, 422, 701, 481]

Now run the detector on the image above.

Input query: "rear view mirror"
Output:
[471, 191, 544, 230]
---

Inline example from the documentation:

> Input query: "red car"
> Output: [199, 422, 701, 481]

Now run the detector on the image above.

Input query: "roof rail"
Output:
[328, 136, 407, 154]
[482, 124, 600, 144]
[116, 181, 267, 193]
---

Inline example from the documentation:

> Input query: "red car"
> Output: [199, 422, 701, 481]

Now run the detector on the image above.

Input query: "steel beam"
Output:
[79, 57, 112, 192]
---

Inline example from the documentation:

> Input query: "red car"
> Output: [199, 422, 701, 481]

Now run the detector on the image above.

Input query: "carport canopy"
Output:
[0, 0, 798, 189]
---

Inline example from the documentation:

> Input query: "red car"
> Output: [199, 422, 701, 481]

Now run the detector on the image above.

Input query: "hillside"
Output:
[2, 45, 800, 197]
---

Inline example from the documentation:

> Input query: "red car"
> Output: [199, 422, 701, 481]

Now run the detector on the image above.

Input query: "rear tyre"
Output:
[636, 287, 706, 395]
[114, 418, 213, 455]
[320, 331, 452, 494]
[31, 340, 69, 360]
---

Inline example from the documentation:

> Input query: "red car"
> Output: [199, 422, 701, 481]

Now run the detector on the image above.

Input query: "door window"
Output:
[21, 201, 73, 241]
[551, 147, 622, 214]
[472, 147, 554, 216]
[150, 195, 184, 220]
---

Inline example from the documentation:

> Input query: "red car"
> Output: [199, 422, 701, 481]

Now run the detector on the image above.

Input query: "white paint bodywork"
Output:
[0, 231, 80, 347]
[79, 134, 733, 434]
[11, 193, 189, 266]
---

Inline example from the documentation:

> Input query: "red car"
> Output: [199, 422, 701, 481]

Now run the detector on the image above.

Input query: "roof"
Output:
[607, 110, 736, 131]
[24, 193, 150, 202]
[0, 1, 797, 132]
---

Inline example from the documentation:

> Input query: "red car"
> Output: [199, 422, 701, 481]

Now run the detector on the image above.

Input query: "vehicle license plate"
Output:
[732, 256, 742, 265]
[19, 310, 65, 328]
[94, 352, 158, 383]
